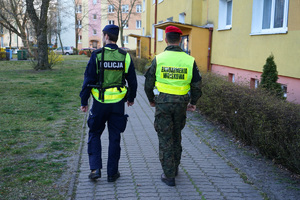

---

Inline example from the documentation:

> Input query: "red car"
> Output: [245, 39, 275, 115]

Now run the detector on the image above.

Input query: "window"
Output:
[93, 29, 97, 35]
[250, 78, 259, 89]
[228, 73, 235, 83]
[136, 4, 142, 13]
[154, 0, 163, 3]
[167, 17, 173, 22]
[77, 20, 82, 28]
[93, 14, 97, 20]
[179, 12, 185, 23]
[76, 5, 82, 13]
[157, 21, 163, 41]
[251, 0, 289, 35]
[78, 35, 82, 43]
[108, 20, 115, 25]
[108, 5, 114, 13]
[218, 0, 232, 30]
[152, 24, 155, 38]
[136, 20, 141, 29]
[93, 0, 97, 4]
[281, 84, 287, 98]
[122, 5, 129, 13]
[122, 20, 128, 28]
[142, 28, 145, 36]
[143, 0, 145, 12]
[124, 36, 128, 44]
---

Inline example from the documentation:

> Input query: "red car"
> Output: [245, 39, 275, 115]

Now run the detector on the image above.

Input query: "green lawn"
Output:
[0, 55, 90, 199]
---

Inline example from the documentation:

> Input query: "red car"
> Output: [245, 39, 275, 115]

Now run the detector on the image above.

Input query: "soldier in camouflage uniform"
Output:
[144, 26, 202, 186]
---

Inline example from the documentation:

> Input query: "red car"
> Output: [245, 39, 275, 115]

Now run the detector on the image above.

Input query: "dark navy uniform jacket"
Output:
[80, 44, 138, 106]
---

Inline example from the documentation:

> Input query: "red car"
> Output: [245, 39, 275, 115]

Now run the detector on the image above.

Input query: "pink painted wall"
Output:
[88, 0, 102, 48]
[211, 64, 300, 104]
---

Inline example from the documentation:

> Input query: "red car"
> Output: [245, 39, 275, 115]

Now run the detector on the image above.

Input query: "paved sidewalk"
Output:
[73, 75, 263, 200]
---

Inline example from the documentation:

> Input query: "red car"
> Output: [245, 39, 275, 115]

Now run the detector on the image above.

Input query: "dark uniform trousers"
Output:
[87, 98, 125, 176]
[154, 102, 188, 178]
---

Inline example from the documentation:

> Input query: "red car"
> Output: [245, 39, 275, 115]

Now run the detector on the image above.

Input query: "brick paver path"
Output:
[73, 75, 263, 200]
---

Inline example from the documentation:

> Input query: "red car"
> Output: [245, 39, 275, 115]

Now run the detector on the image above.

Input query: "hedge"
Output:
[197, 73, 300, 174]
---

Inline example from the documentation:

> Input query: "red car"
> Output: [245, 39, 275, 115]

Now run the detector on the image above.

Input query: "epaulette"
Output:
[118, 48, 127, 55]
[93, 48, 103, 55]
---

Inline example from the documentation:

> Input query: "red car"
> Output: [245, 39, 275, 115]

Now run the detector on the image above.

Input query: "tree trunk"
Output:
[36, 28, 49, 70]
[9, 30, 12, 47]
[120, 27, 124, 47]
[26, 0, 50, 70]
[58, 32, 63, 52]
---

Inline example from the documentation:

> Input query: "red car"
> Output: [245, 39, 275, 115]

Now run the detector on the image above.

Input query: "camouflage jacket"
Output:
[144, 45, 202, 104]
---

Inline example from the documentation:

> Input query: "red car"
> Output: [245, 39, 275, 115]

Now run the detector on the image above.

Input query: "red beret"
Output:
[165, 26, 182, 35]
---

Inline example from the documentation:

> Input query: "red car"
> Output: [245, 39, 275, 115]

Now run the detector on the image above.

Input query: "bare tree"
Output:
[106, 0, 138, 47]
[26, 0, 50, 70]
[0, 0, 31, 50]
[47, 2, 58, 47]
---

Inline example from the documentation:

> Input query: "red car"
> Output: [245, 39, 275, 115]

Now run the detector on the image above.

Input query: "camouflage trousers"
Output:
[154, 102, 188, 178]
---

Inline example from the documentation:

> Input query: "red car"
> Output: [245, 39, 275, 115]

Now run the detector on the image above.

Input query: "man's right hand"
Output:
[81, 106, 88, 112]
[150, 102, 155, 107]
[187, 104, 196, 111]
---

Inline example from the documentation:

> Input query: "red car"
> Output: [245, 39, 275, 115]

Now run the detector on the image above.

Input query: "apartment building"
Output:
[78, 0, 142, 50]
[209, 0, 300, 103]
[140, 0, 300, 103]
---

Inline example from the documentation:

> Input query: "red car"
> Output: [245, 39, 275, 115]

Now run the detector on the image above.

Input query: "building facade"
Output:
[140, 0, 300, 104]
[102, 0, 142, 50]
[78, 0, 142, 50]
[141, 0, 212, 72]
[208, 0, 300, 103]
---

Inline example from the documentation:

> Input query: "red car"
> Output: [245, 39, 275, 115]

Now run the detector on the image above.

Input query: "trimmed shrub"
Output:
[130, 54, 151, 74]
[197, 73, 300, 174]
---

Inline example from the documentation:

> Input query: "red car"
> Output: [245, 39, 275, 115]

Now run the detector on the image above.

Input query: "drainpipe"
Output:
[149, 37, 151, 58]
[207, 27, 213, 72]
[154, 0, 157, 55]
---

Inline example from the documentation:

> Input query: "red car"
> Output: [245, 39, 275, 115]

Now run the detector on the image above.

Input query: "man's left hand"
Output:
[81, 106, 88, 112]
[127, 101, 134, 107]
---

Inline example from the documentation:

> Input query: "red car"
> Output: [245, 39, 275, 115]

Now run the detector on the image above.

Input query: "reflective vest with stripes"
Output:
[155, 50, 194, 95]
[91, 47, 130, 103]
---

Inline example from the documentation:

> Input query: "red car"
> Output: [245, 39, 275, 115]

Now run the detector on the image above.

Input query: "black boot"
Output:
[107, 171, 120, 182]
[161, 173, 175, 186]
[88, 169, 101, 180]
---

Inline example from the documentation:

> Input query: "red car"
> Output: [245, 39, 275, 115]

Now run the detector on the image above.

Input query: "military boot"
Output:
[161, 173, 175, 186]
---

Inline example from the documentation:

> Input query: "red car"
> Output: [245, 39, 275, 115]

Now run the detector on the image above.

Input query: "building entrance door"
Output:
[180, 35, 189, 55]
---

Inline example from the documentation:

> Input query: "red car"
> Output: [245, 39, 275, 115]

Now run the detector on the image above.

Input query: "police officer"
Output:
[80, 24, 137, 182]
[144, 26, 202, 186]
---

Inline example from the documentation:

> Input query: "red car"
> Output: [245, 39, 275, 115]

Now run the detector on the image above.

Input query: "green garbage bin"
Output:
[17, 50, 27, 60]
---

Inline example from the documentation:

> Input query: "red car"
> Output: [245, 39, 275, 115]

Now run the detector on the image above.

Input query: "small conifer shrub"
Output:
[260, 54, 284, 99]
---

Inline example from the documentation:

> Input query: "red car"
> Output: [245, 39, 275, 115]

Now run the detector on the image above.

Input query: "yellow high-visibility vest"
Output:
[91, 47, 131, 103]
[155, 50, 194, 95]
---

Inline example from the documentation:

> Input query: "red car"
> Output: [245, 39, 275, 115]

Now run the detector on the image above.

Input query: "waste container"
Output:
[5, 49, 12, 60]
[0, 48, 5, 60]
[17, 50, 27, 60]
